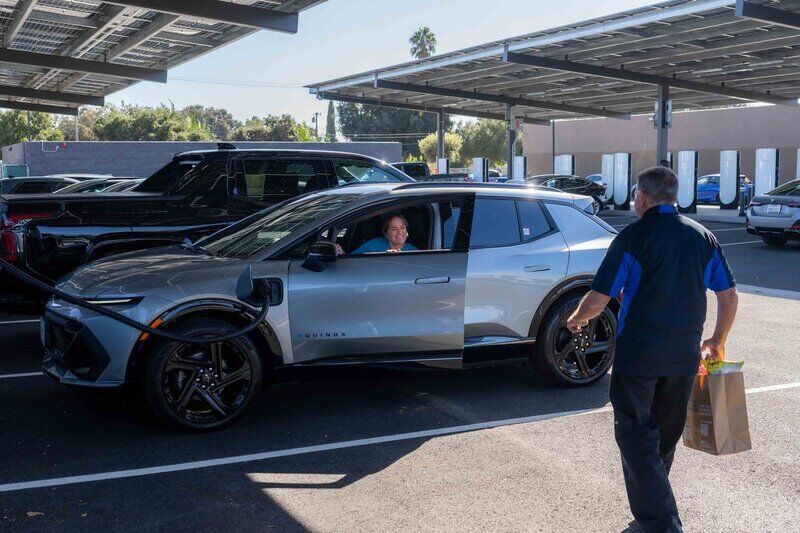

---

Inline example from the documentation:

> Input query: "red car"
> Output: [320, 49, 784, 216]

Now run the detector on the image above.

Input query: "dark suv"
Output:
[0, 147, 411, 307]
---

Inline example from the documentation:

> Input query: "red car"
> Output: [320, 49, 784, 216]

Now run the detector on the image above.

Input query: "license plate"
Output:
[766, 204, 782, 214]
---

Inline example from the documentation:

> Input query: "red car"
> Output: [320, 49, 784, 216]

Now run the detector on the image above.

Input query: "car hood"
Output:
[58, 247, 247, 299]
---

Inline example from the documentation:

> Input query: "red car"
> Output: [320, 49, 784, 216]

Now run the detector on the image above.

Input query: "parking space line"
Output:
[721, 240, 761, 247]
[0, 372, 42, 380]
[736, 284, 800, 301]
[710, 227, 747, 232]
[0, 319, 39, 325]
[1, 380, 798, 494]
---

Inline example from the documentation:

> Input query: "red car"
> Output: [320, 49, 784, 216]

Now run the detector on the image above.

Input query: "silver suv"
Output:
[43, 183, 619, 430]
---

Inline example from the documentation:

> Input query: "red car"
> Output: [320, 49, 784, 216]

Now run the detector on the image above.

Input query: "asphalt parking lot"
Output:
[1, 215, 798, 532]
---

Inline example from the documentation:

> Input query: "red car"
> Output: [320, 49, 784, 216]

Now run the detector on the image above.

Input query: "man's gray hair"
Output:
[636, 166, 678, 203]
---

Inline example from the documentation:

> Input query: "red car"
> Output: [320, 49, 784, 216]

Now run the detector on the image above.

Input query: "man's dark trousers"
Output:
[609, 371, 696, 533]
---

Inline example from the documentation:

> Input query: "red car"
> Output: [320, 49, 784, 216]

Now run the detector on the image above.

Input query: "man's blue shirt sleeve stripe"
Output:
[704, 248, 735, 292]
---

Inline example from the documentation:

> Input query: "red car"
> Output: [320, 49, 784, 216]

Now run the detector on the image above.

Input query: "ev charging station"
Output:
[437, 158, 449, 174]
[554, 154, 575, 175]
[601, 154, 615, 203]
[472, 157, 490, 182]
[677, 150, 698, 213]
[796, 148, 800, 180]
[513, 156, 527, 181]
[755, 148, 779, 195]
[719, 150, 741, 210]
[613, 152, 631, 210]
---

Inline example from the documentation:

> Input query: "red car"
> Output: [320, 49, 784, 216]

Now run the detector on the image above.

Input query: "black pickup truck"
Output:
[0, 146, 412, 307]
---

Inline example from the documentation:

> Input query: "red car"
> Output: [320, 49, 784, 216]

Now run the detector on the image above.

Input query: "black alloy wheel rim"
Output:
[162, 340, 253, 424]
[553, 313, 614, 381]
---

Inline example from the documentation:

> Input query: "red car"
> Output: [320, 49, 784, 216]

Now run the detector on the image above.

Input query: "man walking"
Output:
[566, 166, 739, 532]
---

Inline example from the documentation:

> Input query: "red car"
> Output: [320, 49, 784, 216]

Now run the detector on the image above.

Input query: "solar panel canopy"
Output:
[0, 0, 325, 115]
[308, 0, 800, 124]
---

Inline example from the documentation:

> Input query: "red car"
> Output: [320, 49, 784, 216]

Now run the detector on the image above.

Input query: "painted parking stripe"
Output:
[710, 227, 747, 232]
[736, 284, 800, 301]
[0, 319, 39, 325]
[721, 240, 761, 247]
[1, 381, 798, 494]
[0, 372, 41, 380]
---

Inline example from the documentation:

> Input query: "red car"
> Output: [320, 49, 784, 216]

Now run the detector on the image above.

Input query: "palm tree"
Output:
[409, 27, 437, 59]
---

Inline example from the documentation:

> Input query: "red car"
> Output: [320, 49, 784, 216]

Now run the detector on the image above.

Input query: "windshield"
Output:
[766, 179, 800, 197]
[201, 193, 362, 259]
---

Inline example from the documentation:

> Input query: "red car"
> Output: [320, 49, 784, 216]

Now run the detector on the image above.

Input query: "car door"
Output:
[286, 194, 470, 364]
[464, 196, 569, 342]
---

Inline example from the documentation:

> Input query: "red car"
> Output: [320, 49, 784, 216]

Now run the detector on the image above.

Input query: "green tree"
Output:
[456, 119, 508, 165]
[0, 110, 63, 146]
[231, 114, 318, 141]
[182, 105, 241, 140]
[325, 101, 336, 142]
[409, 26, 437, 59]
[418, 132, 463, 164]
[92, 103, 213, 141]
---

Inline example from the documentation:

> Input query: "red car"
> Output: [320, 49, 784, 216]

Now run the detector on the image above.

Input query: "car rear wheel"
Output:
[143, 317, 262, 431]
[532, 293, 616, 387]
[761, 235, 788, 247]
[591, 196, 603, 214]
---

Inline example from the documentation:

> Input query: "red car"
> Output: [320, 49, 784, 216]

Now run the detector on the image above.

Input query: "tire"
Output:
[591, 196, 604, 214]
[143, 317, 262, 431]
[531, 293, 616, 387]
[761, 235, 788, 247]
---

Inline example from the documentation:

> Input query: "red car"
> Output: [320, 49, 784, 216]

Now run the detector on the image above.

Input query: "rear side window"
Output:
[517, 201, 552, 240]
[398, 163, 428, 179]
[234, 158, 327, 203]
[14, 181, 54, 193]
[470, 198, 520, 247]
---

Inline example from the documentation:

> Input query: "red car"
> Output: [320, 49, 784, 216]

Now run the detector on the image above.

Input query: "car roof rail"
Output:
[217, 142, 238, 150]
[394, 181, 533, 190]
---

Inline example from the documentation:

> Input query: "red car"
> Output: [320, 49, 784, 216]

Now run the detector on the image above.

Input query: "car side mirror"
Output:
[302, 241, 337, 272]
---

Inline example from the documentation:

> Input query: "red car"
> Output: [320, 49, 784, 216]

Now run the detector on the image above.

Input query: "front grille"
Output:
[42, 312, 110, 381]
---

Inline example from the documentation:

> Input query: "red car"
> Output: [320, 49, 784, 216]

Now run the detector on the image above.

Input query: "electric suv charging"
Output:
[42, 182, 619, 430]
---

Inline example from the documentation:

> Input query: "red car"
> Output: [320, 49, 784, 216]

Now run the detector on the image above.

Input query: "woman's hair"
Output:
[382, 212, 409, 236]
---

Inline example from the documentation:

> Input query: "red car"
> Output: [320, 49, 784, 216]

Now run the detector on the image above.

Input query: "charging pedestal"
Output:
[677, 150, 698, 214]
[472, 157, 489, 182]
[719, 150, 741, 210]
[437, 158, 449, 175]
[554, 154, 575, 175]
[512, 156, 527, 181]
[755, 148, 779, 196]
[613, 152, 631, 211]
[601, 154, 614, 205]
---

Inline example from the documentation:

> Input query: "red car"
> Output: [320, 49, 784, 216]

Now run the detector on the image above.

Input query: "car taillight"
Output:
[792, 221, 800, 231]
[0, 212, 52, 262]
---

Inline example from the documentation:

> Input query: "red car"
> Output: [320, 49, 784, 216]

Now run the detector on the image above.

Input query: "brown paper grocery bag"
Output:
[683, 372, 752, 455]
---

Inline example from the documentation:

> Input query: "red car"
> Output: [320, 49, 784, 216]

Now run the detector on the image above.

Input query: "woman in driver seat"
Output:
[342, 213, 418, 255]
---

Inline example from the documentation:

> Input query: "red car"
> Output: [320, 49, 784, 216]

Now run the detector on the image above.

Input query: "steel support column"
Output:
[506, 106, 516, 181]
[436, 111, 446, 161]
[656, 83, 670, 166]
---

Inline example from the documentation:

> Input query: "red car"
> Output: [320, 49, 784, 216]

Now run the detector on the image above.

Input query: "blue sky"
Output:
[107, 0, 654, 127]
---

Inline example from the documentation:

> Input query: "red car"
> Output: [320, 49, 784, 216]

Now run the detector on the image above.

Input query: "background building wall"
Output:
[523, 105, 800, 183]
[2, 141, 402, 177]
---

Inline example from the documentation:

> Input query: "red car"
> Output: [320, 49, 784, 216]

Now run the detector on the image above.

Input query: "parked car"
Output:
[0, 147, 412, 308]
[49, 173, 114, 182]
[696, 174, 753, 204]
[526, 175, 606, 214]
[55, 178, 128, 194]
[585, 173, 604, 184]
[0, 176, 79, 194]
[745, 179, 800, 246]
[43, 182, 619, 430]
[101, 179, 144, 192]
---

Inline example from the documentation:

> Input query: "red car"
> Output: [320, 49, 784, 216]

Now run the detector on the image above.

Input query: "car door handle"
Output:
[524, 265, 551, 272]
[415, 276, 450, 284]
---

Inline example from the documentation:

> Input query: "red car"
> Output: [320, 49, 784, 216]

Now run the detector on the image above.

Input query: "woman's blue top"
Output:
[350, 237, 417, 255]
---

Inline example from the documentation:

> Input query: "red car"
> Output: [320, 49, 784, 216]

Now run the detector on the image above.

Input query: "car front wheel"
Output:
[532, 293, 616, 387]
[591, 196, 603, 214]
[143, 317, 262, 431]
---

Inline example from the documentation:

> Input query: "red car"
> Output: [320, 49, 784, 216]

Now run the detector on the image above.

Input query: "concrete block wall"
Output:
[2, 141, 402, 177]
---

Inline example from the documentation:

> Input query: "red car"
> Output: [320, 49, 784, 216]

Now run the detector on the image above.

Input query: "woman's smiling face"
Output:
[384, 216, 408, 249]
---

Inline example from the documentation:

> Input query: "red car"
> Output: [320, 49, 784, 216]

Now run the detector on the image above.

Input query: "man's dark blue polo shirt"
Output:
[591, 204, 735, 376]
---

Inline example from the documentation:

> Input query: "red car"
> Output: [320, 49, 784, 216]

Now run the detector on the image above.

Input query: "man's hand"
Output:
[567, 313, 589, 333]
[701, 337, 725, 361]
